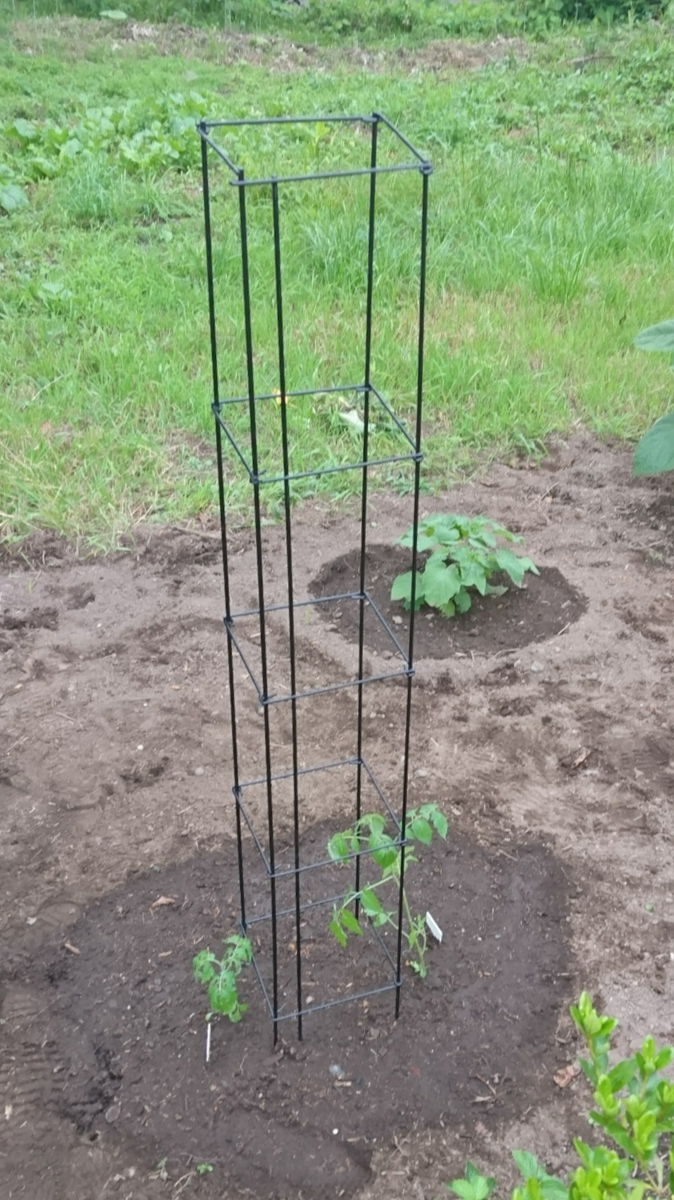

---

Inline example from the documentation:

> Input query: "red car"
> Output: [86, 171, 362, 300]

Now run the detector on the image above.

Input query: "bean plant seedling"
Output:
[192, 934, 252, 1023]
[327, 803, 447, 978]
[391, 513, 539, 618]
[448, 992, 674, 1200]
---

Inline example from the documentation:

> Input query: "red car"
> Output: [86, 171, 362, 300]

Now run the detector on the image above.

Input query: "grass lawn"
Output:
[3, 15, 674, 548]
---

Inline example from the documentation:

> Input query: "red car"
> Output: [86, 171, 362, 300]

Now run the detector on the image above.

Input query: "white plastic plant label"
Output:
[426, 912, 443, 943]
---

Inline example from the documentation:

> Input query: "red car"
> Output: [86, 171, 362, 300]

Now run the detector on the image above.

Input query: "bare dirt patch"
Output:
[2, 434, 674, 1200]
[9, 16, 529, 74]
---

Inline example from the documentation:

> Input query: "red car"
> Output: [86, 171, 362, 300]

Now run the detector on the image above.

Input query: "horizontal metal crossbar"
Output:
[225, 618, 412, 706]
[225, 588, 410, 678]
[234, 755, 404, 879]
[246, 898, 398, 978]
[197, 112, 431, 188]
[213, 404, 421, 484]
[248, 940, 399, 1024]
[216, 382, 365, 407]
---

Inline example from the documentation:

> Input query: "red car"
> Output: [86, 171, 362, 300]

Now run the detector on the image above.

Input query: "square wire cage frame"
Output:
[198, 112, 431, 1041]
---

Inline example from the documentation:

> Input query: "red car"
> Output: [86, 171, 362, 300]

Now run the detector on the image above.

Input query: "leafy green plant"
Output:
[327, 804, 447, 978]
[192, 934, 252, 1023]
[633, 320, 674, 477]
[448, 992, 674, 1200]
[391, 514, 539, 619]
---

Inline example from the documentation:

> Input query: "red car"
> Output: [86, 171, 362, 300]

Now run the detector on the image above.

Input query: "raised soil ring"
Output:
[310, 544, 587, 658]
[24, 829, 570, 1199]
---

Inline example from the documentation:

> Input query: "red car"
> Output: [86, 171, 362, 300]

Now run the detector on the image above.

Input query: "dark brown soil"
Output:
[3, 434, 674, 1200]
[26, 832, 568, 1199]
[309, 545, 587, 659]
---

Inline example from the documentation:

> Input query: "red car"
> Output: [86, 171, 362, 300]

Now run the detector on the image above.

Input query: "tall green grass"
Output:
[3, 22, 674, 546]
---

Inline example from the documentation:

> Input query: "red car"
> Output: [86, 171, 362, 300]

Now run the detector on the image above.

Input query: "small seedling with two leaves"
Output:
[192, 934, 252, 1023]
[327, 803, 447, 978]
[391, 513, 538, 618]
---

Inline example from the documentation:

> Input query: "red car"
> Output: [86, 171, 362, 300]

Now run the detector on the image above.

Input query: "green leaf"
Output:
[634, 319, 674, 353]
[494, 547, 528, 585]
[513, 1151, 543, 1180]
[633, 413, 674, 476]
[457, 560, 488, 595]
[369, 837, 398, 871]
[361, 813, 385, 835]
[454, 587, 472, 614]
[36, 281, 73, 305]
[428, 807, 448, 839]
[192, 950, 215, 985]
[339, 908, 362, 936]
[100, 8, 129, 17]
[602, 1119, 638, 1158]
[328, 832, 350, 862]
[208, 975, 237, 1015]
[423, 561, 461, 609]
[408, 816, 433, 845]
[448, 1163, 497, 1200]
[607, 1057, 638, 1092]
[360, 888, 383, 917]
[539, 1180, 569, 1200]
[12, 118, 38, 141]
[391, 571, 414, 603]
[0, 183, 29, 214]
[329, 916, 347, 947]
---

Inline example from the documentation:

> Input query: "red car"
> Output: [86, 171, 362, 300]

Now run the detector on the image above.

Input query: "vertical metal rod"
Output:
[239, 174, 280, 1044]
[200, 132, 247, 929]
[354, 116, 379, 917]
[271, 179, 303, 1041]
[395, 165, 430, 1019]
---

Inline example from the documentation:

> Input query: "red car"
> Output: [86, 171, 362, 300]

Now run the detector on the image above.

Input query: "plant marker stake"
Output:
[426, 912, 443, 943]
[206, 1020, 211, 1064]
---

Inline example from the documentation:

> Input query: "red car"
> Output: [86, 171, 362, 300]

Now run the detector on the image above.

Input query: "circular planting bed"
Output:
[24, 831, 568, 1198]
[309, 545, 587, 658]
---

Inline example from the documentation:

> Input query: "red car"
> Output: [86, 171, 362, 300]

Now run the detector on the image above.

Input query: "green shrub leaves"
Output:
[392, 514, 539, 619]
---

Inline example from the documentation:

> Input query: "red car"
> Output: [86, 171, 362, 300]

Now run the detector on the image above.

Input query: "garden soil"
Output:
[2, 433, 674, 1200]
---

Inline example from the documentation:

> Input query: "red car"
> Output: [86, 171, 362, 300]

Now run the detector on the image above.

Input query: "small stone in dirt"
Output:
[392, 616, 403, 625]
[329, 1064, 345, 1079]
[415, 768, 429, 778]
[530, 662, 544, 673]
[194, 767, 204, 776]
[105, 1103, 121, 1123]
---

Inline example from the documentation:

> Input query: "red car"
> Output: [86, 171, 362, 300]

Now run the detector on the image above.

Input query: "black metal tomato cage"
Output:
[198, 113, 431, 1041]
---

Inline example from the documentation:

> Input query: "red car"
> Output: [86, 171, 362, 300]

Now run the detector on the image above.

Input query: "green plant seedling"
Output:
[196, 1163, 214, 1175]
[391, 514, 538, 619]
[327, 803, 447, 978]
[192, 933, 252, 1023]
[633, 320, 674, 476]
[448, 992, 674, 1200]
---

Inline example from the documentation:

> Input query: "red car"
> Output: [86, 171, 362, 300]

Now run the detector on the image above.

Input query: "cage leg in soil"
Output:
[198, 113, 431, 1041]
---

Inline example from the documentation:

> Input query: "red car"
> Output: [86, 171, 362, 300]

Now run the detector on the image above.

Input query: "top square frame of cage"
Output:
[196, 112, 432, 188]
